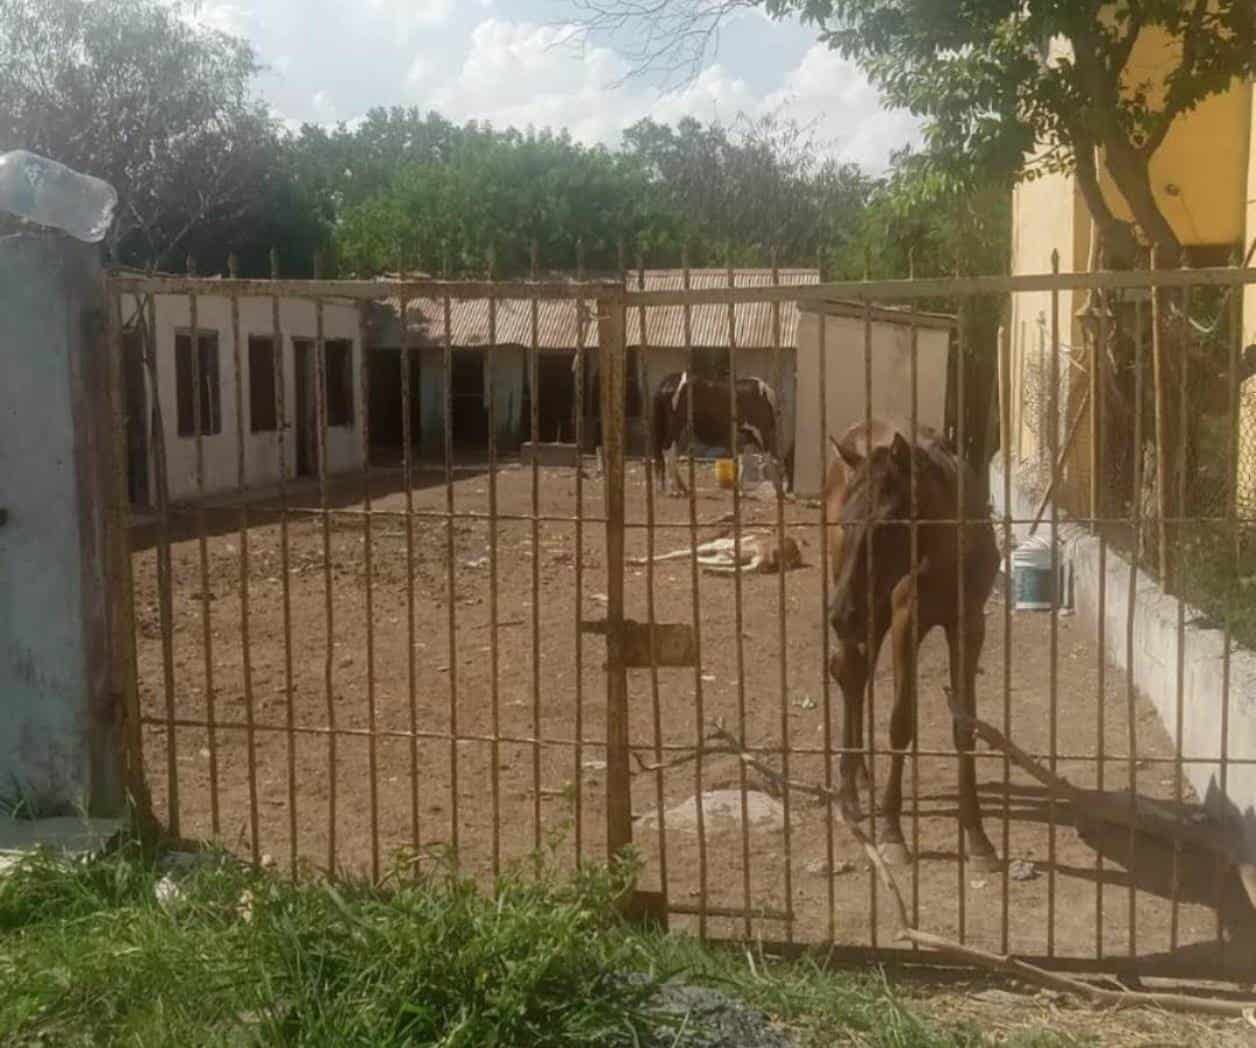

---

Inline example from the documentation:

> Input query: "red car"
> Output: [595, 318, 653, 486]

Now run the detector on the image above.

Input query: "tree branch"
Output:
[1108, 2, 1145, 85]
[1140, 0, 1208, 159]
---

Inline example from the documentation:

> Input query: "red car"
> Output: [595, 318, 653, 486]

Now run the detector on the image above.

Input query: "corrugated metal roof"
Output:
[625, 268, 818, 349]
[381, 268, 820, 350]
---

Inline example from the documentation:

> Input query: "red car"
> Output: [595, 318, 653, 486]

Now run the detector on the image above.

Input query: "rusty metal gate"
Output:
[107, 258, 1256, 979]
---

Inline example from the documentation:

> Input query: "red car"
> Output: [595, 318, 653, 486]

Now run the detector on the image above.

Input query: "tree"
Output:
[0, 0, 300, 270]
[573, 0, 1256, 269]
[832, 148, 1012, 473]
[335, 129, 688, 278]
[620, 113, 876, 266]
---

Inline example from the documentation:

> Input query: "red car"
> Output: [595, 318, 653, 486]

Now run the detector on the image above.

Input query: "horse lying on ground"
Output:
[650, 371, 784, 496]
[824, 418, 1001, 871]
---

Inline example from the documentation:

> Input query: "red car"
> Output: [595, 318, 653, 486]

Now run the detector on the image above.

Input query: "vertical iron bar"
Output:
[443, 288, 460, 868]
[487, 247, 502, 879]
[147, 290, 180, 839]
[360, 296, 380, 882]
[640, 250, 670, 914]
[601, 296, 633, 861]
[863, 291, 879, 949]
[1047, 249, 1060, 958]
[228, 255, 260, 864]
[529, 241, 543, 862]
[313, 257, 336, 875]
[109, 290, 145, 808]
[999, 311, 1013, 955]
[818, 288, 836, 943]
[771, 249, 793, 943]
[1216, 252, 1240, 960]
[1094, 274, 1108, 959]
[269, 251, 298, 873]
[1126, 288, 1146, 959]
[908, 273, 921, 933]
[187, 258, 221, 838]
[400, 274, 418, 865]
[682, 246, 709, 937]
[1151, 247, 1170, 584]
[955, 292, 968, 946]
[1170, 269, 1190, 951]
[725, 258, 753, 938]
[574, 241, 587, 867]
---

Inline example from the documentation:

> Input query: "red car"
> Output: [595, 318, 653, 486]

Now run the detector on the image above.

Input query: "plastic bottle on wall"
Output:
[0, 150, 117, 244]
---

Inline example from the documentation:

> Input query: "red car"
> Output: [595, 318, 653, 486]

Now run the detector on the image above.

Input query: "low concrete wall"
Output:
[991, 460, 1256, 863]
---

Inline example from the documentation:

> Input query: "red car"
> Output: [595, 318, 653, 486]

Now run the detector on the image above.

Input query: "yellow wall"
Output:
[1097, 27, 1250, 247]
[1008, 154, 1092, 472]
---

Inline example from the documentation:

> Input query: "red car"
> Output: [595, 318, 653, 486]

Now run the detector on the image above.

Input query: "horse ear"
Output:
[889, 431, 912, 472]
[831, 435, 862, 474]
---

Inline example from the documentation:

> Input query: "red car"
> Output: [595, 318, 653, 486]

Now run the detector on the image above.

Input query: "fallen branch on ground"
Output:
[944, 693, 1256, 911]
[637, 722, 1256, 1018]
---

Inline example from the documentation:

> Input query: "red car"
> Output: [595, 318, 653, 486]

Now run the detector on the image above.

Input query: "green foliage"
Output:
[336, 128, 686, 278]
[332, 112, 879, 278]
[0, 840, 1098, 1047]
[0, 843, 670, 1046]
[0, 0, 301, 270]
[766, 0, 1254, 260]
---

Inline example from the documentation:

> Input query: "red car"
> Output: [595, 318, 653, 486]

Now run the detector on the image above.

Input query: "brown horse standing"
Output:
[824, 419, 1001, 871]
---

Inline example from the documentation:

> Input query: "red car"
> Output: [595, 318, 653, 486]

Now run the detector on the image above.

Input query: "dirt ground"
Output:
[130, 458, 1255, 975]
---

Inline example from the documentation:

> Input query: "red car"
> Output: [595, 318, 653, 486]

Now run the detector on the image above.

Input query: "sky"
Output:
[189, 0, 922, 171]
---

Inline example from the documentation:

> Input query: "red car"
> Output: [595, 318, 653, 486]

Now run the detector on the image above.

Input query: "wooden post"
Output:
[598, 295, 633, 861]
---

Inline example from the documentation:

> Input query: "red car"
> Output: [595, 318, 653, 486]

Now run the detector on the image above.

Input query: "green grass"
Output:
[1175, 523, 1256, 650]
[0, 840, 1087, 1047]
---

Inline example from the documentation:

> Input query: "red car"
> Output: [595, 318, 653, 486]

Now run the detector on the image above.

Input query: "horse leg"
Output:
[667, 442, 688, 497]
[830, 639, 868, 820]
[945, 615, 1000, 872]
[830, 622, 887, 812]
[879, 586, 918, 866]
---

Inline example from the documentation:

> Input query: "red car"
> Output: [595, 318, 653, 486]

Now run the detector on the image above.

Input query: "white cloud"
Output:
[423, 20, 919, 170]
[311, 90, 338, 123]
[365, 0, 454, 37]
[761, 44, 923, 168]
[181, 0, 251, 37]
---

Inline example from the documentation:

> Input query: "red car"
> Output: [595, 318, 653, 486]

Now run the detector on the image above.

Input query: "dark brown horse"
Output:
[824, 419, 1000, 870]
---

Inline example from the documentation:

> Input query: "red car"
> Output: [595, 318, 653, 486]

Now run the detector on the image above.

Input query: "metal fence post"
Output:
[598, 294, 633, 861]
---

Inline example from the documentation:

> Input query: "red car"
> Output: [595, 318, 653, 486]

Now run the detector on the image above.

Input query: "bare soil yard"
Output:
[130, 459, 1255, 972]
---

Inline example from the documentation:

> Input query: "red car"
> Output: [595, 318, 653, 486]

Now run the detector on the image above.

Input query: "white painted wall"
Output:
[791, 311, 950, 497]
[992, 459, 1256, 865]
[123, 293, 363, 502]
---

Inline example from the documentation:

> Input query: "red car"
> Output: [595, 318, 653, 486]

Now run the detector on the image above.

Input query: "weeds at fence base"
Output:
[3, 836, 1254, 1045]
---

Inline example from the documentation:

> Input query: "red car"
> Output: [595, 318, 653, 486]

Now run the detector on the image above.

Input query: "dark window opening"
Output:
[692, 346, 729, 380]
[249, 336, 277, 432]
[175, 330, 221, 437]
[326, 339, 354, 427]
[626, 348, 642, 417]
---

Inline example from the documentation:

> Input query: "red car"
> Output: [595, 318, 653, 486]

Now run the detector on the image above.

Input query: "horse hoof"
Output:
[879, 841, 912, 867]
[967, 850, 1002, 873]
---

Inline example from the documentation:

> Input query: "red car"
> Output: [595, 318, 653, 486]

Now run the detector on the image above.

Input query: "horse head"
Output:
[828, 430, 917, 643]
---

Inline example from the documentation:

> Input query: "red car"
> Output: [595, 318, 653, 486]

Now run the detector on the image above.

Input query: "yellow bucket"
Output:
[714, 458, 737, 489]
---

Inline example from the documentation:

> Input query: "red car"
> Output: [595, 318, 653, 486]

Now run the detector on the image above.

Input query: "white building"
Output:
[120, 288, 365, 505]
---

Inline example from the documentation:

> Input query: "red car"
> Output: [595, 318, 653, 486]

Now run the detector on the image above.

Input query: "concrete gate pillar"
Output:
[0, 233, 125, 819]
